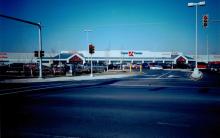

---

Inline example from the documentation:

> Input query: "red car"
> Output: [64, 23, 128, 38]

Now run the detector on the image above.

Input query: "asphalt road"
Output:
[1, 70, 220, 138]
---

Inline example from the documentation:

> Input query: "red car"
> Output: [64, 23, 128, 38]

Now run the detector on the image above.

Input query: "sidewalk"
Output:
[0, 73, 136, 83]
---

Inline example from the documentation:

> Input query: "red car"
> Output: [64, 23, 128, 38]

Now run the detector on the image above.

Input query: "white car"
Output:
[150, 65, 163, 70]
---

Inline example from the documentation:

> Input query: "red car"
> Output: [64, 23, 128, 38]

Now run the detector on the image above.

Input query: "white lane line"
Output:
[143, 75, 158, 77]
[22, 132, 79, 138]
[0, 83, 81, 96]
[0, 82, 74, 92]
[157, 122, 190, 128]
[156, 71, 172, 78]
[132, 78, 191, 80]
[110, 83, 220, 89]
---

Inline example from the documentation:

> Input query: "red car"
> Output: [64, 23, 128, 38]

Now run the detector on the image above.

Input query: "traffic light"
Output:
[40, 50, 44, 57]
[89, 44, 95, 54]
[34, 51, 38, 57]
[203, 15, 208, 28]
[34, 50, 44, 57]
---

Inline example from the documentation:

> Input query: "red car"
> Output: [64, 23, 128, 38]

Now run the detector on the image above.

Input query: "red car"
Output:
[197, 62, 208, 69]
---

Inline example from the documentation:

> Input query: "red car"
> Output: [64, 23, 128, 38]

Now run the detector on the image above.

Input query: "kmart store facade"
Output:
[2, 50, 220, 66]
[41, 50, 194, 66]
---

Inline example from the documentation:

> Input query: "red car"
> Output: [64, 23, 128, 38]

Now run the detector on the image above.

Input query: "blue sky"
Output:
[0, 0, 220, 54]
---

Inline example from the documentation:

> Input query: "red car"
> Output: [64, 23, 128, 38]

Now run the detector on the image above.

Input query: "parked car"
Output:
[150, 65, 163, 70]
[158, 63, 172, 69]
[0, 64, 8, 74]
[149, 63, 163, 70]
[142, 63, 150, 69]
[52, 66, 66, 75]
[208, 63, 220, 73]
[174, 63, 191, 69]
[132, 64, 142, 69]
[197, 62, 208, 70]
[108, 64, 120, 70]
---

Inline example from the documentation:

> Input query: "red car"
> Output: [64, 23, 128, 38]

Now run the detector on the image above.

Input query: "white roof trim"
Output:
[67, 53, 85, 61]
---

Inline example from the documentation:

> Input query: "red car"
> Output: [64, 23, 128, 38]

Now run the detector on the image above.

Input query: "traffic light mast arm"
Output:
[0, 14, 41, 29]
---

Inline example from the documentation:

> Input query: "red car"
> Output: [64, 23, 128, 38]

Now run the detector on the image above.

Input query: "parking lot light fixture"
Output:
[188, 1, 205, 79]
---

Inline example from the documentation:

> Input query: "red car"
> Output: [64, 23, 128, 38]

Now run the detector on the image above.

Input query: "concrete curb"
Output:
[0, 74, 136, 83]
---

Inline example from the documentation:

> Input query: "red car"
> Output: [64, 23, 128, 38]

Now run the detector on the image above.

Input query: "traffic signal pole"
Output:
[89, 44, 95, 77]
[202, 15, 209, 64]
[91, 53, 93, 77]
[38, 23, 43, 78]
[0, 14, 43, 78]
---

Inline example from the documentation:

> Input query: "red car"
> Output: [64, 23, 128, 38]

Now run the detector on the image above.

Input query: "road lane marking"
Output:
[0, 82, 75, 92]
[22, 132, 79, 138]
[0, 80, 105, 96]
[156, 71, 172, 78]
[0, 83, 81, 96]
[157, 122, 190, 128]
[132, 77, 191, 80]
[143, 75, 157, 77]
[110, 83, 220, 89]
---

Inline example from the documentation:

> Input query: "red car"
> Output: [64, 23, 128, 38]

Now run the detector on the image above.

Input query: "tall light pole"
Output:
[188, 1, 205, 79]
[84, 29, 93, 77]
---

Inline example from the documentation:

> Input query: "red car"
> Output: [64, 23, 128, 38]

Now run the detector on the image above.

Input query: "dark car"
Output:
[142, 63, 149, 69]
[108, 64, 119, 70]
[0, 64, 9, 74]
[158, 63, 172, 69]
[174, 63, 191, 69]
[209, 63, 220, 73]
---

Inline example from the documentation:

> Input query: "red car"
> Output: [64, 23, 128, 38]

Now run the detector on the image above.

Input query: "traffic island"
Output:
[191, 68, 203, 80]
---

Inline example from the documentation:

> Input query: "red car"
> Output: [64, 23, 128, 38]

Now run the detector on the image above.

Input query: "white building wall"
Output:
[3, 51, 220, 64]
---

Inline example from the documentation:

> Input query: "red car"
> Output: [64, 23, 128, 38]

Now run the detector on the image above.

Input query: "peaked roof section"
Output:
[171, 55, 179, 59]
[54, 53, 73, 59]
[173, 55, 194, 61]
[185, 55, 194, 60]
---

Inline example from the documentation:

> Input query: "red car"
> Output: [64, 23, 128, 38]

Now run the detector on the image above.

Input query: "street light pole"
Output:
[195, 4, 198, 69]
[188, 1, 205, 79]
